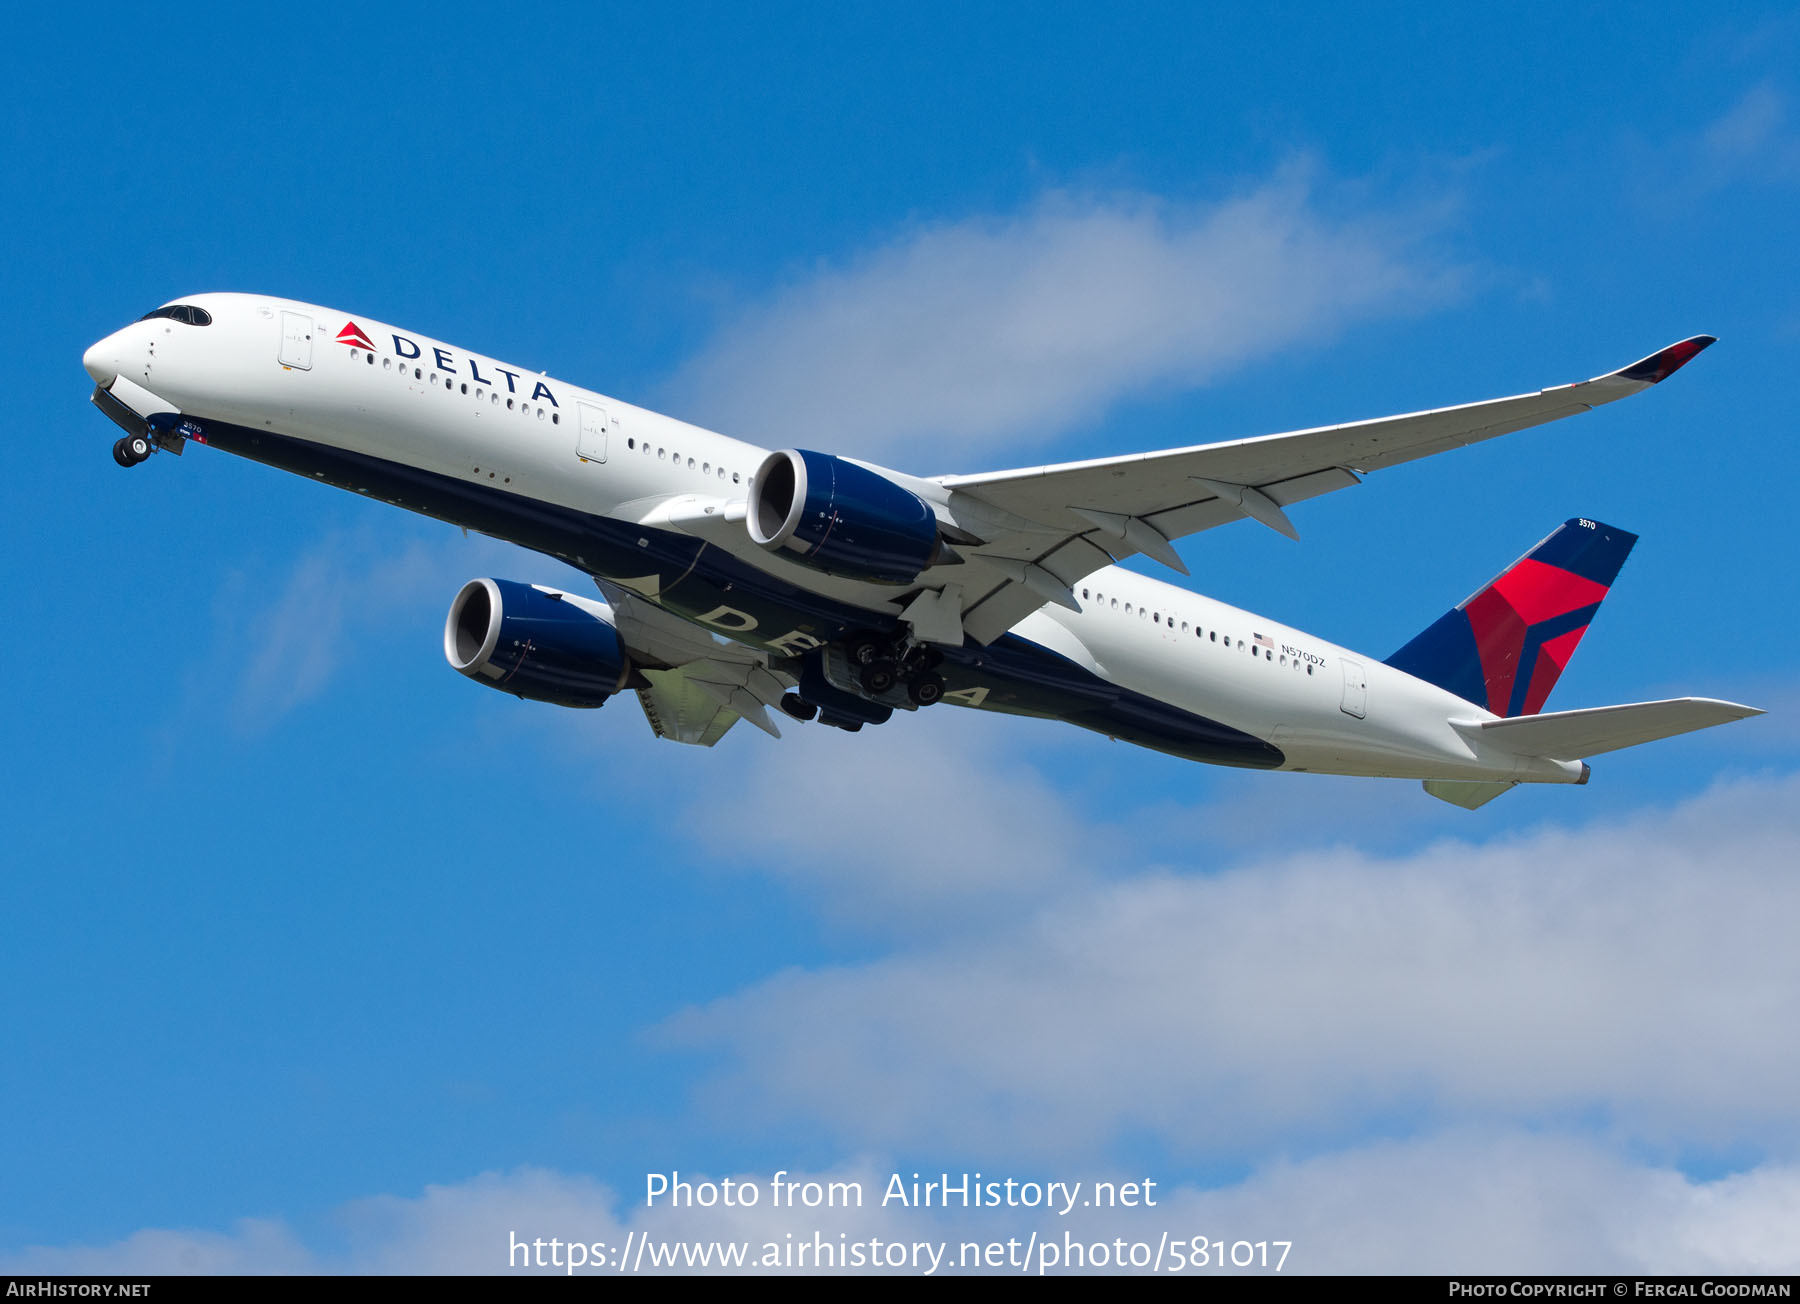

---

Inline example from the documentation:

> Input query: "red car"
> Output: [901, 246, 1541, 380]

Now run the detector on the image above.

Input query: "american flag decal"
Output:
[1254, 632, 1274, 649]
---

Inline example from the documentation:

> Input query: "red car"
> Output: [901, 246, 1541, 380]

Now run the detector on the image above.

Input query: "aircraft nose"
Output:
[83, 331, 122, 386]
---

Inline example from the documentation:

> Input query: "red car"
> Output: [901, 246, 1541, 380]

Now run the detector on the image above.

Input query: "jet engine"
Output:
[444, 578, 630, 708]
[747, 449, 943, 585]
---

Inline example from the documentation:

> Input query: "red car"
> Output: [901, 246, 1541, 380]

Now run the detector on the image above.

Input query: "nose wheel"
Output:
[112, 435, 154, 467]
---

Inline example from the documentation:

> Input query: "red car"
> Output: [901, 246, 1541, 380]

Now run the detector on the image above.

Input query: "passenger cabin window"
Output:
[138, 304, 214, 326]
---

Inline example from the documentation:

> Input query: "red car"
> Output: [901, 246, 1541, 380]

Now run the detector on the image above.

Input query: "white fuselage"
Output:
[82, 293, 1581, 786]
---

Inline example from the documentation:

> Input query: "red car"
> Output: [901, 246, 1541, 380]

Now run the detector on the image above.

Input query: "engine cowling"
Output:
[444, 578, 630, 708]
[747, 449, 941, 585]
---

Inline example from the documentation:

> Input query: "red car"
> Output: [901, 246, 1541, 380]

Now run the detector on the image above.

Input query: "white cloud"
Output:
[1154, 1133, 1800, 1274]
[661, 772, 1800, 1159]
[664, 168, 1465, 468]
[0, 1218, 313, 1276]
[1699, 83, 1800, 186]
[8, 1139, 1799, 1274]
[683, 706, 1102, 923]
[207, 526, 558, 731]
[1632, 81, 1800, 208]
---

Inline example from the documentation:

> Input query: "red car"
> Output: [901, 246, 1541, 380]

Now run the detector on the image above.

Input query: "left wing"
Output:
[934, 337, 1713, 642]
[598, 580, 788, 744]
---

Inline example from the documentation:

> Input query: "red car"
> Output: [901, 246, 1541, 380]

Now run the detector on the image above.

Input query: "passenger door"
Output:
[278, 311, 313, 370]
[576, 402, 608, 464]
[1339, 658, 1367, 719]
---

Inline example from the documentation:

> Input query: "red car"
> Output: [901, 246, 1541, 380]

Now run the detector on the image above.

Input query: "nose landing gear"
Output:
[112, 434, 154, 467]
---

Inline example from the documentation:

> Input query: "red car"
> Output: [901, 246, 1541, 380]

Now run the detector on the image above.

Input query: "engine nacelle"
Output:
[445, 578, 630, 708]
[747, 448, 941, 585]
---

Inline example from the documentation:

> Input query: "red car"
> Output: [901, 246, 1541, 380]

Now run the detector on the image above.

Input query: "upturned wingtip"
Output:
[1616, 335, 1716, 385]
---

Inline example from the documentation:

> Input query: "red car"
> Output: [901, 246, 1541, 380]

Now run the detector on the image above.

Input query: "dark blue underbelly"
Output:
[186, 418, 1282, 769]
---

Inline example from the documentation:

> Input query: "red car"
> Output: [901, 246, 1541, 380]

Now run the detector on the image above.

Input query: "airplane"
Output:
[82, 295, 1761, 809]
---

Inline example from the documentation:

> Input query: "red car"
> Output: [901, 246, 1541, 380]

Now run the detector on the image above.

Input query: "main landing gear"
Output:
[844, 632, 946, 707]
[112, 434, 154, 467]
[789, 632, 939, 733]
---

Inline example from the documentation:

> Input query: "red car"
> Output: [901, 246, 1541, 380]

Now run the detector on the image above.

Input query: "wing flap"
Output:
[637, 668, 744, 746]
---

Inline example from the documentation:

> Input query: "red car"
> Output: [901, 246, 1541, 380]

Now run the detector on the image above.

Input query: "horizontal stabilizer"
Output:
[1423, 779, 1519, 810]
[1454, 697, 1762, 760]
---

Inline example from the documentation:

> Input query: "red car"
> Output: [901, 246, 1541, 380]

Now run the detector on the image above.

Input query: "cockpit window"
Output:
[138, 304, 213, 326]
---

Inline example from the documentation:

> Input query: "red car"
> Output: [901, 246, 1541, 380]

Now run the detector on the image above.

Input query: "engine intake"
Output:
[748, 448, 940, 585]
[445, 578, 630, 708]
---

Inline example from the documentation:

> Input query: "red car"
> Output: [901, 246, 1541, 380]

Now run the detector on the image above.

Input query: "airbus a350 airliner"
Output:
[83, 295, 1760, 808]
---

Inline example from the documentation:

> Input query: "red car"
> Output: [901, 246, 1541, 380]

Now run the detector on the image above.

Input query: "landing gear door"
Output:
[1339, 658, 1367, 719]
[278, 312, 314, 370]
[576, 402, 608, 464]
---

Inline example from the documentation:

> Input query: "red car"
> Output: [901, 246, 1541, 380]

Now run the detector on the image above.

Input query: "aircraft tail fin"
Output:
[1386, 518, 1637, 717]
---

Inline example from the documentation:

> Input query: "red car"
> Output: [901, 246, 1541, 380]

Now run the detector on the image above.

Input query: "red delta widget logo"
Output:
[334, 321, 376, 350]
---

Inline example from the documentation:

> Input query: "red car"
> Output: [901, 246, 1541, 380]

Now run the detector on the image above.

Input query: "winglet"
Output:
[1614, 335, 1716, 385]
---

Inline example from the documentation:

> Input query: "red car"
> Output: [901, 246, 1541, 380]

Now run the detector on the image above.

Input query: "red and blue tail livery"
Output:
[1385, 519, 1637, 718]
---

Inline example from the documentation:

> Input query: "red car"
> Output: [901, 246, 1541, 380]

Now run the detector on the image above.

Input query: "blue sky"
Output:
[4, 2, 1799, 1273]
